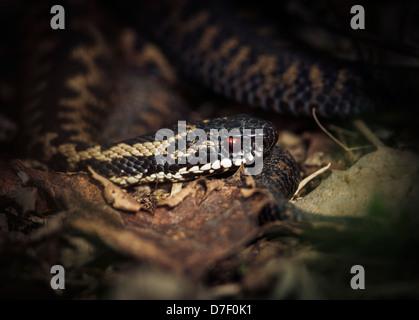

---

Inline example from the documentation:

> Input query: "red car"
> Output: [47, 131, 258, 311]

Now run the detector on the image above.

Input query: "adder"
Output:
[13, 0, 417, 221]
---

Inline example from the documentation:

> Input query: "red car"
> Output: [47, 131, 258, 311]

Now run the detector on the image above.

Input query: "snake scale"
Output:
[14, 0, 388, 221]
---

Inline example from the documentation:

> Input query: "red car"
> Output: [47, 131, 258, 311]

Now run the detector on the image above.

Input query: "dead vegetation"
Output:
[1, 114, 419, 299]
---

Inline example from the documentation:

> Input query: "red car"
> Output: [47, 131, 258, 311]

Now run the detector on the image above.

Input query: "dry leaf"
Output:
[88, 166, 142, 212]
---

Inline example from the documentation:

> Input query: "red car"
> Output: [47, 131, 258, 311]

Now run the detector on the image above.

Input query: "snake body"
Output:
[13, 0, 391, 219]
[137, 0, 376, 118]
[73, 114, 279, 186]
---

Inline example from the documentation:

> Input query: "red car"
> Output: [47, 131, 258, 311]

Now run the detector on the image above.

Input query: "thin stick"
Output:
[291, 162, 331, 200]
[352, 119, 385, 148]
[328, 124, 360, 138]
[312, 108, 367, 152]
[312, 108, 351, 151]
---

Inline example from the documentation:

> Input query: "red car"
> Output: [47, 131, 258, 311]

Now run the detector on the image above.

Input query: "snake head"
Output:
[204, 113, 278, 155]
[80, 114, 279, 186]
[182, 114, 279, 173]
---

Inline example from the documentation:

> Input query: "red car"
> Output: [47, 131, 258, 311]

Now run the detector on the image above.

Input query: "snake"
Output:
[13, 0, 393, 221]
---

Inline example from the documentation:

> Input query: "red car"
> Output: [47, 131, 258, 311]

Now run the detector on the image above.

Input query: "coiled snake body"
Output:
[15, 0, 384, 221]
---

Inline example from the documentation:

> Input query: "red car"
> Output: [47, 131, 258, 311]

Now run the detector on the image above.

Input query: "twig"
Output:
[328, 124, 360, 138]
[291, 162, 331, 200]
[352, 119, 386, 148]
[312, 108, 370, 164]
[313, 108, 351, 152]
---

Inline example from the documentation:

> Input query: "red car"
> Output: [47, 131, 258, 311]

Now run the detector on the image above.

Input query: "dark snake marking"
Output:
[137, 0, 376, 118]
[16, 0, 389, 221]
[19, 1, 188, 171]
[75, 114, 280, 185]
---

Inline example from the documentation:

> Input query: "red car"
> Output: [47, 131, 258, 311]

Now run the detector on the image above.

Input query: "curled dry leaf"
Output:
[117, 170, 275, 279]
[0, 159, 294, 284]
[158, 178, 224, 208]
[170, 182, 183, 195]
[226, 164, 256, 188]
[6, 160, 120, 220]
[240, 188, 262, 198]
[88, 166, 142, 212]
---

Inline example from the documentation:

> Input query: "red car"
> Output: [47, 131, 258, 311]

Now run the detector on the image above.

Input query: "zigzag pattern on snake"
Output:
[14, 0, 388, 221]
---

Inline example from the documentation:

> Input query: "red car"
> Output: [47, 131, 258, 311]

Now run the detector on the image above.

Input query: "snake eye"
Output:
[228, 137, 241, 153]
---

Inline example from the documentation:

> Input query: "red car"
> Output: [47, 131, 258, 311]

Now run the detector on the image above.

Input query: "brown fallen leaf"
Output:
[88, 166, 142, 212]
[225, 164, 256, 188]
[1, 158, 293, 287]
[118, 173, 274, 279]
[158, 178, 224, 208]
[240, 187, 263, 198]
[7, 161, 125, 226]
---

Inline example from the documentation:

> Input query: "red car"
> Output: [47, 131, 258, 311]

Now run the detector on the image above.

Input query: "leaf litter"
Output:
[1, 118, 419, 299]
[0, 160, 299, 298]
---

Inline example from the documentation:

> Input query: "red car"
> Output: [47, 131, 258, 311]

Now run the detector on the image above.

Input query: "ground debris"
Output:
[89, 166, 142, 212]
[0, 158, 290, 297]
[294, 147, 419, 217]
